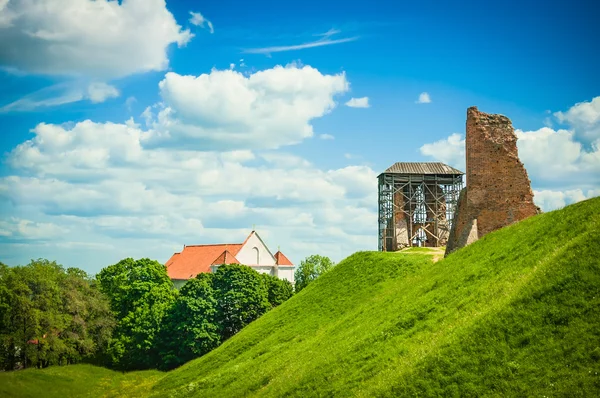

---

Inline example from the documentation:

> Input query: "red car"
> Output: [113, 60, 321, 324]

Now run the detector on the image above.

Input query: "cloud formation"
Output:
[87, 82, 120, 104]
[0, 81, 120, 112]
[189, 11, 214, 34]
[345, 97, 370, 108]
[419, 133, 465, 171]
[416, 92, 431, 104]
[533, 189, 600, 212]
[515, 127, 600, 188]
[0, 217, 69, 241]
[554, 96, 600, 145]
[143, 64, 350, 149]
[243, 29, 358, 55]
[0, 0, 193, 78]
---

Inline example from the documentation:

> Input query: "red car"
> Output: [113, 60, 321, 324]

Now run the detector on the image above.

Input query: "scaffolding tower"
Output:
[378, 162, 464, 251]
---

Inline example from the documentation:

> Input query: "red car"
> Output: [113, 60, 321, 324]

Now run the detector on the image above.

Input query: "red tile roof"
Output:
[274, 251, 294, 266]
[211, 250, 240, 265]
[166, 244, 242, 280]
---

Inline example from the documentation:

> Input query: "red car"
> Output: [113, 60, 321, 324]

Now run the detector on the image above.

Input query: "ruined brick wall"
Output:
[445, 107, 539, 256]
[445, 188, 478, 253]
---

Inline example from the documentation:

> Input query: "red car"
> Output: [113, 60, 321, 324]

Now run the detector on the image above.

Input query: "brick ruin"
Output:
[445, 107, 540, 256]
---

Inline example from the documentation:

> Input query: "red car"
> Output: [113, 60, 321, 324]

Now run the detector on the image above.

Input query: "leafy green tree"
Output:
[212, 265, 271, 340]
[97, 258, 176, 370]
[158, 274, 220, 370]
[0, 262, 8, 368]
[261, 273, 294, 307]
[60, 268, 114, 366]
[0, 262, 39, 370]
[0, 260, 114, 370]
[294, 255, 335, 293]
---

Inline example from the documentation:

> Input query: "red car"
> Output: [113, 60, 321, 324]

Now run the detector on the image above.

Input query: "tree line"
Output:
[0, 254, 333, 371]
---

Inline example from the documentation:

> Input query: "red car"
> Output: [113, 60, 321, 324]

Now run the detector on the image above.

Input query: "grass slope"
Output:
[153, 197, 600, 397]
[2, 197, 599, 397]
[0, 364, 162, 398]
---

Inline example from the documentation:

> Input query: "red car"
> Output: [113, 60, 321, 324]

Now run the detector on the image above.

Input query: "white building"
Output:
[165, 230, 294, 288]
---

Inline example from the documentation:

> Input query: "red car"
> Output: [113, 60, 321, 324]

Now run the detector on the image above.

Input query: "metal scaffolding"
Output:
[378, 162, 464, 251]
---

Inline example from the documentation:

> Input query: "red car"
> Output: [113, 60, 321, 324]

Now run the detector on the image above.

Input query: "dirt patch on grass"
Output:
[398, 247, 445, 262]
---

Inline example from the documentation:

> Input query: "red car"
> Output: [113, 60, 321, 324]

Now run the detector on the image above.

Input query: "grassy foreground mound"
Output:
[2, 197, 599, 397]
[0, 364, 162, 398]
[154, 197, 600, 397]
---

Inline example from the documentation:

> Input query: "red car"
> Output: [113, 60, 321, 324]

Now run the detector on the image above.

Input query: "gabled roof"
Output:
[383, 162, 464, 175]
[165, 230, 291, 280]
[274, 251, 294, 266]
[211, 250, 240, 265]
[166, 244, 243, 280]
[242, 230, 277, 263]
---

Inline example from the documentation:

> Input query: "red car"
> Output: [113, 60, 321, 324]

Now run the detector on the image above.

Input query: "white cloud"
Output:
[125, 96, 137, 112]
[189, 11, 214, 33]
[0, 82, 85, 112]
[0, 81, 121, 112]
[416, 92, 431, 104]
[0, 0, 193, 78]
[0, 217, 69, 240]
[314, 28, 341, 38]
[515, 127, 600, 186]
[87, 82, 120, 103]
[319, 134, 335, 140]
[345, 97, 370, 108]
[533, 189, 600, 212]
[243, 29, 358, 55]
[260, 152, 312, 168]
[0, 0, 14, 28]
[554, 96, 600, 144]
[144, 64, 349, 149]
[419, 133, 465, 170]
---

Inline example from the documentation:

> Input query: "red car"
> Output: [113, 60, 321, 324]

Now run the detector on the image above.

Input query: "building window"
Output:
[253, 247, 260, 264]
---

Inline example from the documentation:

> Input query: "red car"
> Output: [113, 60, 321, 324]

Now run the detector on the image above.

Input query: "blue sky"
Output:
[0, 0, 599, 274]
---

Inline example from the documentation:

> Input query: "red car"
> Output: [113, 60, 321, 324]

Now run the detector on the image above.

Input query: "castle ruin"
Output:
[445, 107, 540, 255]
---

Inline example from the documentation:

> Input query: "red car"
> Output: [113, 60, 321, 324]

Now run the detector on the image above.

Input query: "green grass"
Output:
[400, 246, 444, 253]
[2, 197, 600, 397]
[0, 364, 163, 398]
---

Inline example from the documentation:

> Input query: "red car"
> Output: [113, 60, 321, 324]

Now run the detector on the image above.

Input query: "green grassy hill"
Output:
[0, 364, 162, 398]
[2, 197, 600, 397]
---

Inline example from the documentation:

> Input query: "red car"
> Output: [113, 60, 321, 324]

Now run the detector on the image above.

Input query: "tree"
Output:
[212, 265, 271, 340]
[158, 274, 220, 370]
[261, 273, 294, 307]
[0, 260, 114, 370]
[97, 258, 176, 370]
[0, 262, 9, 368]
[294, 255, 334, 293]
[54, 267, 114, 367]
[0, 262, 39, 370]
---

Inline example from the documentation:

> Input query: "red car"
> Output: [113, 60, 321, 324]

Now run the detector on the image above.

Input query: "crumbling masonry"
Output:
[445, 107, 540, 256]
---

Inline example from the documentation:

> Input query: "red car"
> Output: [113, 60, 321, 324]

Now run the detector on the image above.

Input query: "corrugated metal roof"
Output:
[383, 162, 464, 175]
